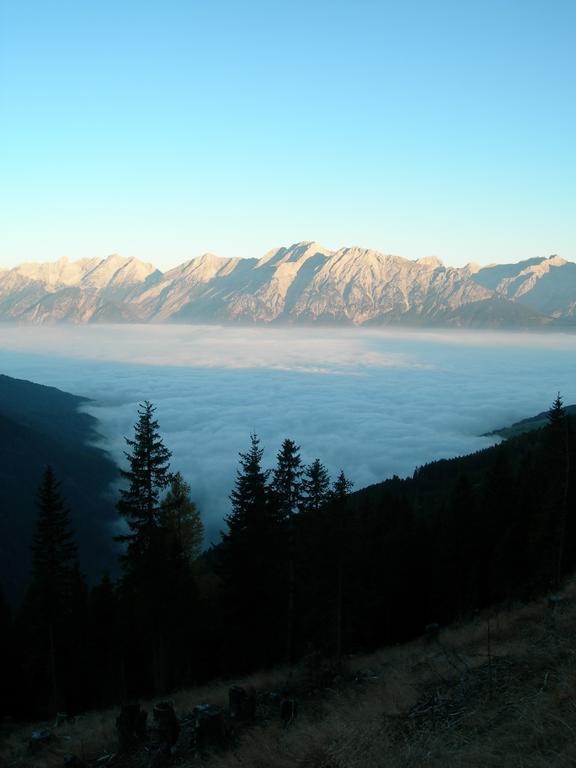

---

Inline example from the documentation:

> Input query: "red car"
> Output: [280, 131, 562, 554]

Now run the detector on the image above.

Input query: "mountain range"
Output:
[1, 243, 575, 327]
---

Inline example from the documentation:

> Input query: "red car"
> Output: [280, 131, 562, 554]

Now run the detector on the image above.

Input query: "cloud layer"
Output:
[1, 325, 575, 543]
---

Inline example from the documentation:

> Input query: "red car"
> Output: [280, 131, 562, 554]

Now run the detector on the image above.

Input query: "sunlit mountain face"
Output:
[0, 245, 574, 327]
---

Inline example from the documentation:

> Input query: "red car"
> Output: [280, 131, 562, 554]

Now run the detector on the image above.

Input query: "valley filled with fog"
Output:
[1, 324, 575, 541]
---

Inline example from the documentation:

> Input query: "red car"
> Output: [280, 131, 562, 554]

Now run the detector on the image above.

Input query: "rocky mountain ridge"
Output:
[1, 243, 575, 327]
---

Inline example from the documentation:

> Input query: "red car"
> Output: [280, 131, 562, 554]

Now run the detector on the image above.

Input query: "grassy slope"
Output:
[4, 577, 576, 768]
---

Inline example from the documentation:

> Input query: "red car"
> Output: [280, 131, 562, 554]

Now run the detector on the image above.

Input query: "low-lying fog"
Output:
[2, 325, 576, 541]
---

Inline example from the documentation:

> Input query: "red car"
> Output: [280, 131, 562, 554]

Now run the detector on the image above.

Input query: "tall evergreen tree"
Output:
[272, 439, 303, 665]
[546, 392, 571, 586]
[226, 434, 271, 535]
[115, 402, 177, 695]
[0, 583, 14, 718]
[30, 466, 77, 617]
[331, 470, 353, 661]
[300, 458, 331, 514]
[218, 434, 285, 671]
[332, 470, 354, 503]
[272, 439, 304, 519]
[161, 472, 204, 564]
[24, 467, 79, 714]
[116, 401, 172, 571]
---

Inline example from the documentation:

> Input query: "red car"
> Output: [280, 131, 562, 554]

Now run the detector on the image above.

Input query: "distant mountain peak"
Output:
[416, 256, 444, 268]
[0, 245, 574, 328]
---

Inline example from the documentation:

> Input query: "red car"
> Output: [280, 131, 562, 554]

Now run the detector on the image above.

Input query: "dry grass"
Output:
[4, 582, 576, 767]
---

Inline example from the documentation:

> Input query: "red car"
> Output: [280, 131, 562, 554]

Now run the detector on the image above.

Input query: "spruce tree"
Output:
[272, 438, 303, 519]
[332, 469, 354, 503]
[25, 467, 79, 713]
[546, 392, 571, 586]
[30, 466, 77, 617]
[0, 583, 13, 718]
[219, 434, 285, 670]
[301, 458, 331, 514]
[161, 472, 204, 564]
[331, 470, 353, 661]
[116, 401, 172, 571]
[116, 402, 176, 695]
[227, 434, 271, 536]
[272, 439, 303, 665]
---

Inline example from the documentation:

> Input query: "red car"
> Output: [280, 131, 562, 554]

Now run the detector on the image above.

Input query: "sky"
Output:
[1, 325, 576, 544]
[1, 0, 575, 270]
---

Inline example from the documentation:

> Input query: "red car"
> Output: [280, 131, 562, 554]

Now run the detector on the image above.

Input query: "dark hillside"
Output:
[282, 411, 574, 667]
[0, 374, 119, 598]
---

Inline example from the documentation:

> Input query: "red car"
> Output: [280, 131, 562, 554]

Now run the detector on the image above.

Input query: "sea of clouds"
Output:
[1, 324, 576, 542]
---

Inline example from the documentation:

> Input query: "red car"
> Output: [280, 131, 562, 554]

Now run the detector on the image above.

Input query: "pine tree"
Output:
[546, 392, 571, 586]
[161, 472, 204, 564]
[115, 402, 177, 695]
[30, 466, 77, 618]
[219, 434, 285, 671]
[227, 434, 272, 536]
[25, 467, 79, 713]
[87, 572, 120, 705]
[116, 401, 172, 571]
[332, 470, 354, 503]
[330, 470, 353, 661]
[548, 391, 567, 436]
[0, 583, 13, 718]
[272, 438, 303, 519]
[272, 439, 304, 665]
[301, 458, 331, 514]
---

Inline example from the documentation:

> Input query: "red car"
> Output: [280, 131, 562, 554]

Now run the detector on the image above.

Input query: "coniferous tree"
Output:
[29, 466, 77, 620]
[332, 469, 354, 503]
[116, 402, 175, 695]
[546, 392, 571, 586]
[219, 434, 285, 671]
[116, 401, 172, 573]
[272, 439, 304, 665]
[87, 572, 120, 706]
[272, 439, 304, 519]
[331, 470, 353, 661]
[161, 472, 204, 563]
[301, 458, 331, 514]
[226, 435, 270, 536]
[24, 467, 79, 714]
[0, 583, 13, 718]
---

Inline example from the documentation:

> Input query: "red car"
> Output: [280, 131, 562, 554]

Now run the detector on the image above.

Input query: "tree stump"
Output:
[229, 686, 256, 721]
[63, 756, 86, 768]
[116, 703, 147, 753]
[193, 704, 225, 749]
[280, 698, 296, 724]
[153, 701, 180, 746]
[28, 730, 53, 753]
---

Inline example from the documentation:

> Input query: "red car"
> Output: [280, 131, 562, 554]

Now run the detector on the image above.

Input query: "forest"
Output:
[0, 394, 574, 723]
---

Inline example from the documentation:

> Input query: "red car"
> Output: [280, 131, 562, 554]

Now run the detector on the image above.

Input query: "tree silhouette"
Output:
[30, 466, 77, 619]
[219, 434, 285, 670]
[301, 458, 331, 514]
[272, 439, 304, 666]
[26, 467, 79, 713]
[161, 472, 204, 564]
[547, 392, 571, 587]
[331, 470, 353, 661]
[116, 401, 172, 573]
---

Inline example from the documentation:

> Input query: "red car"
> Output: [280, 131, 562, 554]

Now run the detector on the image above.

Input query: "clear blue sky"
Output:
[1, 0, 575, 270]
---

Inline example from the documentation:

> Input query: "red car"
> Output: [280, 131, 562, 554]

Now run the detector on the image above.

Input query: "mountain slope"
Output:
[473, 255, 576, 319]
[0, 375, 119, 598]
[0, 244, 574, 327]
